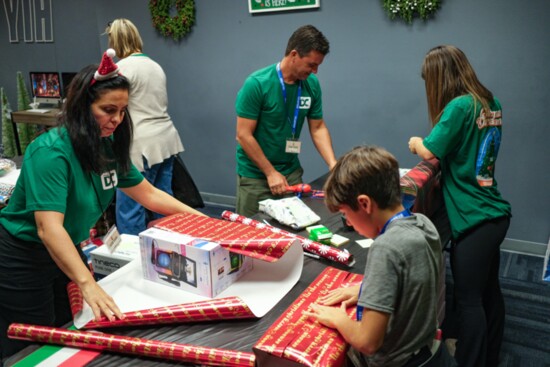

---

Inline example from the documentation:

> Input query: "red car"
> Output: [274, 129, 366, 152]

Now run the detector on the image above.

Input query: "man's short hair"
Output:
[285, 25, 329, 57]
[324, 146, 402, 212]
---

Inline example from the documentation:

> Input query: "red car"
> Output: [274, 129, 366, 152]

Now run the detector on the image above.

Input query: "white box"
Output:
[90, 234, 140, 279]
[139, 227, 253, 298]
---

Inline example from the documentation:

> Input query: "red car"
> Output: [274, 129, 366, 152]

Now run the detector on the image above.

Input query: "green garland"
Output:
[382, 0, 441, 23]
[149, 0, 195, 41]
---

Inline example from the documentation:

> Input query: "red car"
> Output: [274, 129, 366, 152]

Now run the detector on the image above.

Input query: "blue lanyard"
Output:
[276, 62, 301, 137]
[379, 209, 412, 235]
[356, 209, 412, 321]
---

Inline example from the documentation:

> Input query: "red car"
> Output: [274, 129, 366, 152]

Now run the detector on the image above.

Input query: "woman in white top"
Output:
[106, 18, 185, 235]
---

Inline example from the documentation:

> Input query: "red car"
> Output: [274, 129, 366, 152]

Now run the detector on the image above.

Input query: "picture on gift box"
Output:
[228, 253, 244, 274]
[150, 240, 198, 288]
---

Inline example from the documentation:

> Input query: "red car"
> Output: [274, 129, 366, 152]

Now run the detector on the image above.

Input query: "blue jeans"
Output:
[116, 156, 175, 235]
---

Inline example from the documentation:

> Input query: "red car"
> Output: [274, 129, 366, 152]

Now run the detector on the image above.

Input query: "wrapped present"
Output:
[8, 323, 256, 367]
[399, 158, 441, 216]
[68, 282, 256, 329]
[254, 267, 363, 367]
[221, 211, 354, 267]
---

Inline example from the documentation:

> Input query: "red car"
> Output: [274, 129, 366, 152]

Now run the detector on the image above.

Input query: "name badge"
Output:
[286, 139, 301, 154]
[103, 224, 122, 252]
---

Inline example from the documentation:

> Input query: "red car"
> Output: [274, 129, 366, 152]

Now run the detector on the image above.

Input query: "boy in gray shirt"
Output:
[305, 145, 456, 367]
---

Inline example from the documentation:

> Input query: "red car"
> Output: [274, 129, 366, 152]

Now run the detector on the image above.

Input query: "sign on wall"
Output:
[248, 0, 320, 14]
[3, 0, 54, 43]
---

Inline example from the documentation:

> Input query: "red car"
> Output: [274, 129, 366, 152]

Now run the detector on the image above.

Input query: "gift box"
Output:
[90, 234, 140, 279]
[140, 227, 254, 298]
[254, 267, 363, 367]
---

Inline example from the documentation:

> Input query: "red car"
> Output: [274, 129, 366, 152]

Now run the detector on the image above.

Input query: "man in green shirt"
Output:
[235, 25, 337, 217]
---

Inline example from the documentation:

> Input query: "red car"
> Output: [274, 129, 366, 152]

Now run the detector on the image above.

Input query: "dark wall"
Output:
[1, 0, 548, 245]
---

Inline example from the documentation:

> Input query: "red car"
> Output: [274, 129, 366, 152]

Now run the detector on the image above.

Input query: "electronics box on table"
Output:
[139, 227, 253, 298]
[90, 234, 140, 280]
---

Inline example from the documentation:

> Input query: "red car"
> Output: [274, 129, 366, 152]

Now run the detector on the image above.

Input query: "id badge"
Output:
[285, 139, 301, 154]
[103, 224, 122, 252]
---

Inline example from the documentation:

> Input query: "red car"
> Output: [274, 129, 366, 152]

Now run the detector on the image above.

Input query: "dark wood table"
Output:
[5, 170, 449, 367]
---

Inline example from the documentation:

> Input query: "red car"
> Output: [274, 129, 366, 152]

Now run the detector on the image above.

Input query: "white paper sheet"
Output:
[74, 240, 304, 328]
[0, 168, 20, 185]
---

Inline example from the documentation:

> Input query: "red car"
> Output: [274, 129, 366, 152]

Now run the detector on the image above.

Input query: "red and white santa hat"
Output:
[91, 48, 120, 85]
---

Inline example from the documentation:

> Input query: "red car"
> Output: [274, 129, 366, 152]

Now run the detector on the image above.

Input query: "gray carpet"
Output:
[443, 251, 550, 366]
[498, 251, 550, 366]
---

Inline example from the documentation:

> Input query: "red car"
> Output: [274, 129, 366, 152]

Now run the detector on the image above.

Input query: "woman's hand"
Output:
[80, 280, 124, 322]
[408, 137, 436, 160]
[408, 137, 423, 155]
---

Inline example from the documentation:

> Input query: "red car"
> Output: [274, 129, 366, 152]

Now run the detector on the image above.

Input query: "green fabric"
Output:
[235, 63, 323, 179]
[423, 95, 511, 239]
[0, 127, 143, 244]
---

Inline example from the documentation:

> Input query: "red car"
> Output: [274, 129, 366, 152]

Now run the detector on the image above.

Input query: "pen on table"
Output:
[304, 252, 320, 259]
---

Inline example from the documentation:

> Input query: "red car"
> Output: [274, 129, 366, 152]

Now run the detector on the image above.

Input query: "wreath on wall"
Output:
[149, 0, 195, 41]
[382, 0, 441, 23]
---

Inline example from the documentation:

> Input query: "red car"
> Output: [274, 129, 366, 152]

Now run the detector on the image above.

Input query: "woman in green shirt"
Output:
[408, 45, 511, 367]
[0, 51, 204, 360]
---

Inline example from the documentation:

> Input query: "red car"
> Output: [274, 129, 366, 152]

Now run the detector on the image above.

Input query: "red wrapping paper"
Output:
[254, 267, 363, 367]
[68, 282, 256, 329]
[399, 158, 441, 216]
[152, 213, 297, 262]
[8, 323, 256, 367]
[221, 211, 354, 267]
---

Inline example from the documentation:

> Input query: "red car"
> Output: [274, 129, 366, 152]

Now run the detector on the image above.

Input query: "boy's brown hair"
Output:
[324, 146, 402, 212]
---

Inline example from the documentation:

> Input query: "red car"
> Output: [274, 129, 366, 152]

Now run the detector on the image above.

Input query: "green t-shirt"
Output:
[0, 127, 143, 244]
[423, 95, 511, 239]
[235, 63, 323, 178]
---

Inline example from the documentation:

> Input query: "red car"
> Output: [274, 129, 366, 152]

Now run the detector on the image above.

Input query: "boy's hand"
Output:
[318, 285, 360, 307]
[304, 303, 349, 329]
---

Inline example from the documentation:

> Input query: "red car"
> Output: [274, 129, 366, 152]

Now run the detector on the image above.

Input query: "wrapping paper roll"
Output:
[8, 323, 256, 367]
[221, 211, 354, 267]
[68, 282, 256, 329]
[151, 213, 296, 262]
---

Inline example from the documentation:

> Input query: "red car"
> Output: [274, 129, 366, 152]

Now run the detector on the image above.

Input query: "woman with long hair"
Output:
[409, 45, 512, 367]
[0, 50, 204, 360]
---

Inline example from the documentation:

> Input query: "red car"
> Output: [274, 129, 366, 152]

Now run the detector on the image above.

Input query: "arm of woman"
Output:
[408, 136, 436, 160]
[35, 211, 123, 322]
[120, 179, 206, 217]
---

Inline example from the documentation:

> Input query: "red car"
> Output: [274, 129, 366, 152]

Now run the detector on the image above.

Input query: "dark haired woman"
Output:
[0, 53, 204, 360]
[409, 45, 511, 367]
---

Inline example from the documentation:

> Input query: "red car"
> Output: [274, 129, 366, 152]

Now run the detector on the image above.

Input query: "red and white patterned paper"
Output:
[254, 267, 363, 367]
[221, 211, 354, 266]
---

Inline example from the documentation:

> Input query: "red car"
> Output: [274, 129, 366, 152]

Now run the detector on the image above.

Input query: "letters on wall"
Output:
[3, 0, 54, 43]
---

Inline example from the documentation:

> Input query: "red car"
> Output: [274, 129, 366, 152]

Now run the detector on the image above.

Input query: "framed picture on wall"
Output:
[248, 0, 320, 14]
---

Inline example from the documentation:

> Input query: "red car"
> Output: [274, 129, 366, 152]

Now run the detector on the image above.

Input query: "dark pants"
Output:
[116, 155, 175, 235]
[450, 216, 510, 367]
[0, 225, 77, 361]
[346, 341, 457, 367]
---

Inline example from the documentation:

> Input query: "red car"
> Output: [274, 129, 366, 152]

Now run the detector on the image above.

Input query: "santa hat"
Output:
[91, 48, 120, 85]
